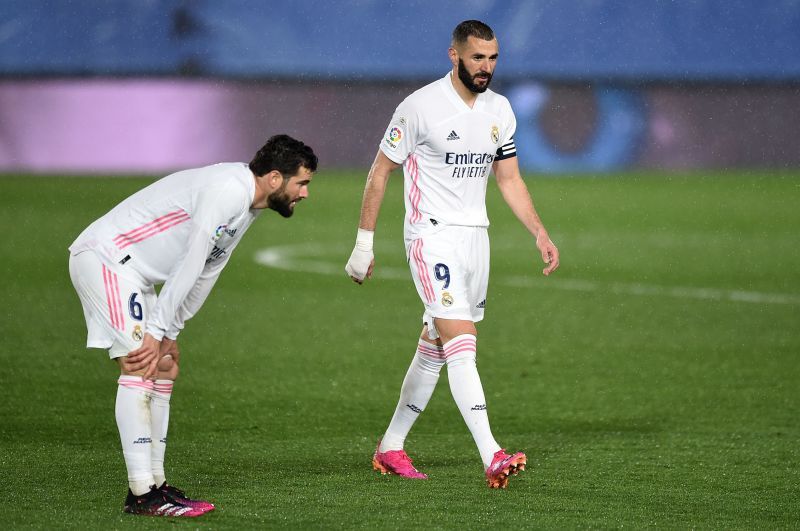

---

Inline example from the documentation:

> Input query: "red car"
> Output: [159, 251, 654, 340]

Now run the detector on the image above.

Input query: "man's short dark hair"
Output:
[249, 134, 318, 177]
[452, 20, 495, 46]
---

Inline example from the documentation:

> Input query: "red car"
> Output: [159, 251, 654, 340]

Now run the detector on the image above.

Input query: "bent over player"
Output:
[345, 20, 559, 489]
[69, 135, 317, 516]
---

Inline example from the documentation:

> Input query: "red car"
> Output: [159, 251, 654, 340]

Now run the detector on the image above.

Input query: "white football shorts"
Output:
[405, 224, 489, 339]
[68, 250, 154, 359]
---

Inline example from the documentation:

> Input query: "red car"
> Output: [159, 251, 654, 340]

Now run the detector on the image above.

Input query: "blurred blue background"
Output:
[4, 0, 800, 81]
[1, 0, 799, 173]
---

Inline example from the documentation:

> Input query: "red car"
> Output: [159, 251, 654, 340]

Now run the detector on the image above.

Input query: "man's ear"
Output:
[264, 170, 283, 191]
[448, 46, 458, 68]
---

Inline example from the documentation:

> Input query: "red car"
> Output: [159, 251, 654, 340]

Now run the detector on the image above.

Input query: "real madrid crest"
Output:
[441, 292, 454, 307]
[132, 325, 144, 342]
[491, 125, 500, 144]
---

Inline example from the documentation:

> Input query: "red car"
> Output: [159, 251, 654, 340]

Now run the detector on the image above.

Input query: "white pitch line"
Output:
[254, 244, 800, 306]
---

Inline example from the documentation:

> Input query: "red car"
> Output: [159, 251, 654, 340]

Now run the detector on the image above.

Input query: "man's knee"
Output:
[115, 355, 179, 380]
[157, 355, 179, 380]
[156, 355, 174, 371]
[433, 318, 477, 344]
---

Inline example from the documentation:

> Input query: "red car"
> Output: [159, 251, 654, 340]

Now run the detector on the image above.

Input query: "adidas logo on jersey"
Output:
[446, 130, 460, 141]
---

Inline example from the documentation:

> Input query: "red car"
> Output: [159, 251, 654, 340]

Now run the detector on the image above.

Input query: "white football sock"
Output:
[150, 379, 173, 487]
[116, 376, 156, 495]
[444, 334, 501, 468]
[379, 339, 445, 452]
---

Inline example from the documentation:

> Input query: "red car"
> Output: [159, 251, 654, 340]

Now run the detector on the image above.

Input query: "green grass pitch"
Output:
[0, 170, 798, 528]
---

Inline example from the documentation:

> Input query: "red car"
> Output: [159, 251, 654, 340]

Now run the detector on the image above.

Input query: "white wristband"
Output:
[355, 228, 374, 250]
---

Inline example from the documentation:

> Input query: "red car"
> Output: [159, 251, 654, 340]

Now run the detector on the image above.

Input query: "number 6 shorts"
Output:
[68, 250, 155, 359]
[406, 225, 489, 330]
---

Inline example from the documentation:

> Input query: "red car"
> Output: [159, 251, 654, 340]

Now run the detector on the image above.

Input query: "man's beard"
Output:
[267, 187, 295, 218]
[458, 58, 492, 93]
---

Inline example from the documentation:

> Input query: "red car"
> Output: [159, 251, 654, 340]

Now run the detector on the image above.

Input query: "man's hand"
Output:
[123, 333, 161, 380]
[157, 337, 180, 380]
[345, 228, 375, 284]
[536, 231, 560, 276]
[159, 337, 180, 363]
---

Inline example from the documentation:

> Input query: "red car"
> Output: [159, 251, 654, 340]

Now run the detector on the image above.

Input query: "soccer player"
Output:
[69, 134, 317, 516]
[345, 20, 559, 489]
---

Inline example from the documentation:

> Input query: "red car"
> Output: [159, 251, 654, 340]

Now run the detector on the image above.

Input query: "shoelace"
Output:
[164, 484, 187, 498]
[391, 451, 412, 463]
[394, 452, 418, 470]
[489, 454, 511, 473]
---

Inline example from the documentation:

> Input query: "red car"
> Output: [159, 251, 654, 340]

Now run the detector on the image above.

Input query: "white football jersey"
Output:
[69, 162, 261, 340]
[379, 73, 517, 239]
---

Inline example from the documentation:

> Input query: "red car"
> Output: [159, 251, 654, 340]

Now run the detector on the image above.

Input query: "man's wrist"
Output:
[355, 228, 374, 250]
[145, 326, 166, 342]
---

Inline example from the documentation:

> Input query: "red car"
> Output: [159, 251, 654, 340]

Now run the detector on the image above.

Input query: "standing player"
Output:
[345, 20, 559, 489]
[69, 135, 317, 516]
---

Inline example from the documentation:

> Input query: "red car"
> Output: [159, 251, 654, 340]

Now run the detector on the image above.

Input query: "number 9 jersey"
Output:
[378, 73, 517, 338]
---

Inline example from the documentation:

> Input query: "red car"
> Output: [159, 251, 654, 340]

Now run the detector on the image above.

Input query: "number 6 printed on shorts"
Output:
[128, 293, 143, 321]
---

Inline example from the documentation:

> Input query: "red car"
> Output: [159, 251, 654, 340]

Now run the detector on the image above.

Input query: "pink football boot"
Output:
[372, 441, 428, 479]
[485, 449, 526, 489]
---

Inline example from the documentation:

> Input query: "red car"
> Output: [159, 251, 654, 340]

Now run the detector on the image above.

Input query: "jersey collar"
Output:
[442, 72, 486, 112]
